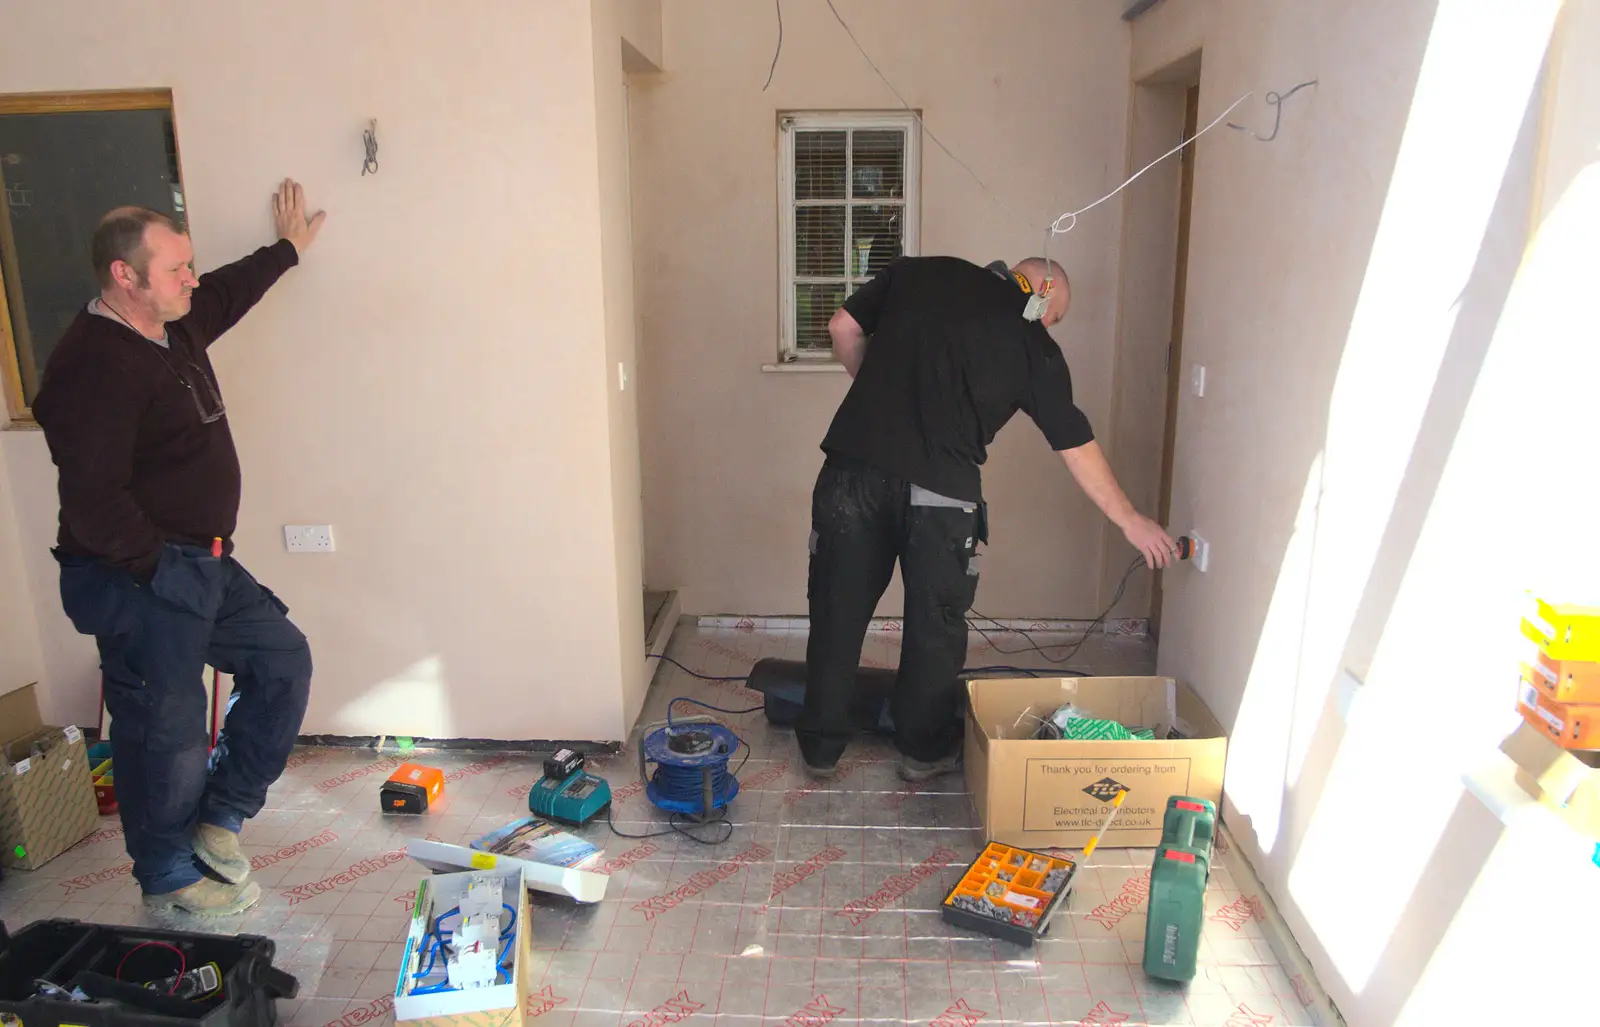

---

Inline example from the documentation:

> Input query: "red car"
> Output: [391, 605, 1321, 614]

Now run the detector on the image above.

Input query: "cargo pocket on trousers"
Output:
[149, 544, 222, 617]
[238, 565, 291, 616]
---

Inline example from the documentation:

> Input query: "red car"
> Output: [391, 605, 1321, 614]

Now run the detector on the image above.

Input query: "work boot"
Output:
[193, 824, 250, 884]
[802, 760, 837, 780]
[144, 878, 262, 917]
[898, 751, 962, 782]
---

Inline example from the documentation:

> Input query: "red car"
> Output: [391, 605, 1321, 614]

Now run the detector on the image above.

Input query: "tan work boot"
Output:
[144, 878, 262, 917]
[193, 824, 250, 884]
[898, 751, 962, 782]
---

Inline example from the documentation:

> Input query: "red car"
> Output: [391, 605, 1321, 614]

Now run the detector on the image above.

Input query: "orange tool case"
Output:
[381, 762, 445, 813]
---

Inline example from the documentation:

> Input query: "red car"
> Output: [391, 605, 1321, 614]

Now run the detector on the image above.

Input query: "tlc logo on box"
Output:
[1083, 778, 1128, 803]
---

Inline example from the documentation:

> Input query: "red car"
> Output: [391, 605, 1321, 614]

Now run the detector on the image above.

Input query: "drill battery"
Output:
[381, 762, 445, 814]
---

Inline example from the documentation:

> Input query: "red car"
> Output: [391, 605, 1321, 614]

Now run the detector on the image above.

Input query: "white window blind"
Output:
[778, 112, 920, 363]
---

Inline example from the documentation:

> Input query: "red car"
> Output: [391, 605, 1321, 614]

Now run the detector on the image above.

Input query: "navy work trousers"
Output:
[57, 544, 312, 895]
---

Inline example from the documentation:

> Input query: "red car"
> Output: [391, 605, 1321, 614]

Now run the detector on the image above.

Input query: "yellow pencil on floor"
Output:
[1081, 788, 1129, 859]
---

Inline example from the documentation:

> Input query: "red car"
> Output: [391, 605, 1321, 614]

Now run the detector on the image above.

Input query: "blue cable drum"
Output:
[639, 720, 742, 818]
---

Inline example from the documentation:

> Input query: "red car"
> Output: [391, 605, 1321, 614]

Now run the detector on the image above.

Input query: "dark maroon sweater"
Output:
[32, 239, 299, 579]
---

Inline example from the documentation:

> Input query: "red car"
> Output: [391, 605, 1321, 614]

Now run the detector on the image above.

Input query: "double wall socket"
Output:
[284, 525, 335, 553]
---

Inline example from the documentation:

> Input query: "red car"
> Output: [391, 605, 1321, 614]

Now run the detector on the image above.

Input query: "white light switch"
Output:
[1187, 531, 1210, 572]
[618, 362, 628, 391]
[1191, 364, 1206, 397]
[285, 525, 335, 553]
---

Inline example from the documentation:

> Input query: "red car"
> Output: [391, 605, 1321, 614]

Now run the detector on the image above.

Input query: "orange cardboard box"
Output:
[1517, 671, 1600, 750]
[1526, 654, 1600, 707]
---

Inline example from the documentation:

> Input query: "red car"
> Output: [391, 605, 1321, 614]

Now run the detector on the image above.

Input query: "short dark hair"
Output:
[90, 207, 185, 289]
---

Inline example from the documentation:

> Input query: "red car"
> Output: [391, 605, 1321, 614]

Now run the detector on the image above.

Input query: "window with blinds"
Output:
[778, 113, 919, 363]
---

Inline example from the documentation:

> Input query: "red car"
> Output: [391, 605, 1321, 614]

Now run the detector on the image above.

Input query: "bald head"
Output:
[1011, 257, 1070, 327]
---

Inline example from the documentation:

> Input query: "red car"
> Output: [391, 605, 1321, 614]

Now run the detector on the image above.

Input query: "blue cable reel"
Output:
[637, 715, 744, 821]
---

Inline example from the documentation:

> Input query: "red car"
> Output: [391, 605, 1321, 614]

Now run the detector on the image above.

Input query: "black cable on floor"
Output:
[970, 556, 1144, 666]
[605, 792, 736, 846]
[666, 696, 765, 728]
[961, 665, 1091, 678]
[646, 653, 749, 682]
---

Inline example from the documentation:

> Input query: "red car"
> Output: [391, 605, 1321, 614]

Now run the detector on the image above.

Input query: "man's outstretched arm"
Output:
[1059, 440, 1178, 569]
[829, 307, 869, 378]
[181, 178, 326, 347]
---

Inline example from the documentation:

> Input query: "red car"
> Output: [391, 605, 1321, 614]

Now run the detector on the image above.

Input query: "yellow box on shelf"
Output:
[1521, 598, 1600, 663]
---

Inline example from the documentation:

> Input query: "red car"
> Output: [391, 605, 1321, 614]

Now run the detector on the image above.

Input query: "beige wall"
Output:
[0, 438, 45, 697]
[592, 0, 650, 730]
[1140, 0, 1597, 1024]
[634, 0, 1152, 620]
[0, 433, 95, 727]
[1104, 72, 1194, 624]
[619, 0, 664, 73]
[0, 1, 641, 741]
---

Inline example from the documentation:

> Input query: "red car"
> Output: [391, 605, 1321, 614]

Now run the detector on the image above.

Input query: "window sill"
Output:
[761, 361, 848, 374]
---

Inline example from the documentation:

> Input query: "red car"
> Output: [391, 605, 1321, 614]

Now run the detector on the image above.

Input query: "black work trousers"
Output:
[798, 456, 983, 766]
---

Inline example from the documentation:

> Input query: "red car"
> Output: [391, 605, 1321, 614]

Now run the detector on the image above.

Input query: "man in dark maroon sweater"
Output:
[32, 180, 325, 916]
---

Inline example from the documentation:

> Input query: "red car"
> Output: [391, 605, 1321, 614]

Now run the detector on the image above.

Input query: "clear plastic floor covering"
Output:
[0, 625, 1319, 1027]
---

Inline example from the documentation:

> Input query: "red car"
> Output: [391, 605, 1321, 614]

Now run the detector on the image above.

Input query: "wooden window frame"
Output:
[0, 88, 177, 425]
[777, 111, 920, 366]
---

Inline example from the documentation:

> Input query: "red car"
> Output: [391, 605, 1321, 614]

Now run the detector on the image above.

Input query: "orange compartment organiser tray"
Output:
[940, 842, 1077, 947]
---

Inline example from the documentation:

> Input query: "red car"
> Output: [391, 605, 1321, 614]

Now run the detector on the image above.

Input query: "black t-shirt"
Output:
[820, 255, 1094, 502]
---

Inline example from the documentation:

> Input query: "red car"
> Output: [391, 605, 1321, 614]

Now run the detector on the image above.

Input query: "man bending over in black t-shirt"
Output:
[799, 255, 1178, 781]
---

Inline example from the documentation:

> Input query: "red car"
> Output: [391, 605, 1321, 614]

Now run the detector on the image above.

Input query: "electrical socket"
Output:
[284, 525, 335, 553]
[1187, 531, 1210, 572]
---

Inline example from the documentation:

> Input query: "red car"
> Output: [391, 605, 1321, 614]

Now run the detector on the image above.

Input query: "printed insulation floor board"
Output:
[0, 625, 1318, 1027]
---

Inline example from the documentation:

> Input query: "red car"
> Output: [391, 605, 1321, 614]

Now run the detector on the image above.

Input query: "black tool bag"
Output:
[745, 658, 899, 733]
[0, 919, 299, 1027]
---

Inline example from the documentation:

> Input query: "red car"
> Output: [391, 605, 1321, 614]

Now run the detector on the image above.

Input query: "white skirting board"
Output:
[696, 614, 1150, 636]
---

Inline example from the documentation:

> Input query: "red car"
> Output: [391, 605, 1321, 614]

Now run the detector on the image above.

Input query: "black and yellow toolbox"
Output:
[0, 918, 298, 1026]
[940, 842, 1078, 946]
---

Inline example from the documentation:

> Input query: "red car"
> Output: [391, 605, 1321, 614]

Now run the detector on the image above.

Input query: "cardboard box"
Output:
[964, 676, 1227, 849]
[1500, 720, 1600, 841]
[394, 864, 533, 1027]
[1517, 669, 1600, 749]
[0, 684, 99, 870]
[1526, 653, 1600, 706]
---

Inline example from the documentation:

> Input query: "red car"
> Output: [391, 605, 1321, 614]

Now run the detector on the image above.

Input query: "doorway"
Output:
[1105, 52, 1202, 642]
[1151, 83, 1200, 639]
